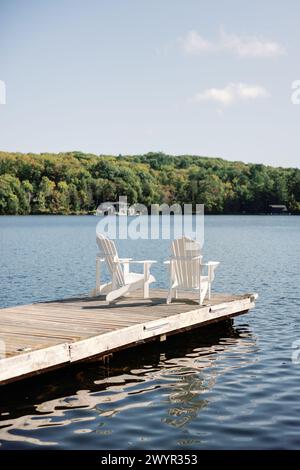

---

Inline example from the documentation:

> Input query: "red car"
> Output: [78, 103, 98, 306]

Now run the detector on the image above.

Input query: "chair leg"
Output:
[107, 285, 129, 303]
[198, 287, 202, 305]
[143, 263, 150, 298]
[166, 288, 172, 304]
[143, 282, 149, 299]
[208, 283, 211, 300]
[199, 283, 208, 305]
[95, 257, 101, 294]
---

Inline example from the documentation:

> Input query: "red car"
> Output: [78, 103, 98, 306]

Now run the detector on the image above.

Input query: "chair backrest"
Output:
[96, 234, 124, 287]
[170, 236, 202, 289]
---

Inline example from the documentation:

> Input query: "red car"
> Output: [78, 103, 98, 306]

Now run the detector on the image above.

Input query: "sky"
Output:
[0, 0, 299, 168]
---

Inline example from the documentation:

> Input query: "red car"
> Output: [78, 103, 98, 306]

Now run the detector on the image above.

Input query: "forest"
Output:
[0, 151, 299, 215]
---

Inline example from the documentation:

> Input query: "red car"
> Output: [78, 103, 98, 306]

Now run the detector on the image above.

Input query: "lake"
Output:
[0, 215, 300, 449]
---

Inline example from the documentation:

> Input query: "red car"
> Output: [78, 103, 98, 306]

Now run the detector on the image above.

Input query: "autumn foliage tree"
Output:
[0, 151, 299, 215]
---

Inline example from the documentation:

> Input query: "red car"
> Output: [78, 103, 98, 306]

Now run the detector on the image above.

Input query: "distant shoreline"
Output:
[0, 213, 298, 217]
[1, 151, 299, 215]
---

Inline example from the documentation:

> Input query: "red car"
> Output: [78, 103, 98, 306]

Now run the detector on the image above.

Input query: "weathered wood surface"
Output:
[0, 289, 257, 385]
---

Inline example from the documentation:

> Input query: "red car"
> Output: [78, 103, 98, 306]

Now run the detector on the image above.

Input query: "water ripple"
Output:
[0, 215, 300, 449]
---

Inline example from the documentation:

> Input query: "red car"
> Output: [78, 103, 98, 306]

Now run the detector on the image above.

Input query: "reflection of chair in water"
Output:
[0, 323, 255, 439]
[159, 324, 256, 430]
[160, 364, 215, 429]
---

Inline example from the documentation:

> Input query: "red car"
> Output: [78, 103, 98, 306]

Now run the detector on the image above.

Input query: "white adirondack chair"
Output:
[164, 236, 219, 305]
[90, 234, 156, 303]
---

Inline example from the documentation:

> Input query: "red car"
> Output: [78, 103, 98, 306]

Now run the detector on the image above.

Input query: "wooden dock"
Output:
[0, 290, 257, 386]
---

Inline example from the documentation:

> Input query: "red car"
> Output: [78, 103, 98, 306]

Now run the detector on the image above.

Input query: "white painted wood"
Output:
[210, 302, 229, 312]
[95, 256, 101, 292]
[165, 236, 220, 305]
[143, 262, 150, 298]
[93, 233, 156, 303]
[0, 343, 70, 383]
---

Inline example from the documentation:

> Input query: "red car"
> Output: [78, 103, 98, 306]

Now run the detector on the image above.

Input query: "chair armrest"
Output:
[119, 258, 133, 264]
[204, 261, 220, 283]
[127, 260, 157, 264]
[202, 261, 220, 267]
[164, 256, 202, 266]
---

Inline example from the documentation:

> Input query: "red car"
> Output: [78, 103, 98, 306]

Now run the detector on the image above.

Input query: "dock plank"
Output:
[0, 289, 257, 385]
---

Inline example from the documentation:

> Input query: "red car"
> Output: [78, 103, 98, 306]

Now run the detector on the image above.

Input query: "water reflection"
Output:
[0, 320, 257, 449]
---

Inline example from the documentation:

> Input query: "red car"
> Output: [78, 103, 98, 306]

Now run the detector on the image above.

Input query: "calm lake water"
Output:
[0, 215, 300, 449]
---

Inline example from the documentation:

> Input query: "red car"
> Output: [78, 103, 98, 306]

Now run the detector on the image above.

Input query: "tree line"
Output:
[0, 151, 299, 214]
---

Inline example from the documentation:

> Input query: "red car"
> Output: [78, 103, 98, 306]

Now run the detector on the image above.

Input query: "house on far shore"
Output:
[269, 204, 289, 215]
[96, 202, 141, 216]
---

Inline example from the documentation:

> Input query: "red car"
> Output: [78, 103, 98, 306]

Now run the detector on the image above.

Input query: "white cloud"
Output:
[220, 31, 284, 58]
[179, 30, 284, 58]
[194, 83, 270, 107]
[179, 30, 214, 54]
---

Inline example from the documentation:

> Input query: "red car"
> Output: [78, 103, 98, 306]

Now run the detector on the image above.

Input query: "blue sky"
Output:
[0, 0, 299, 167]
